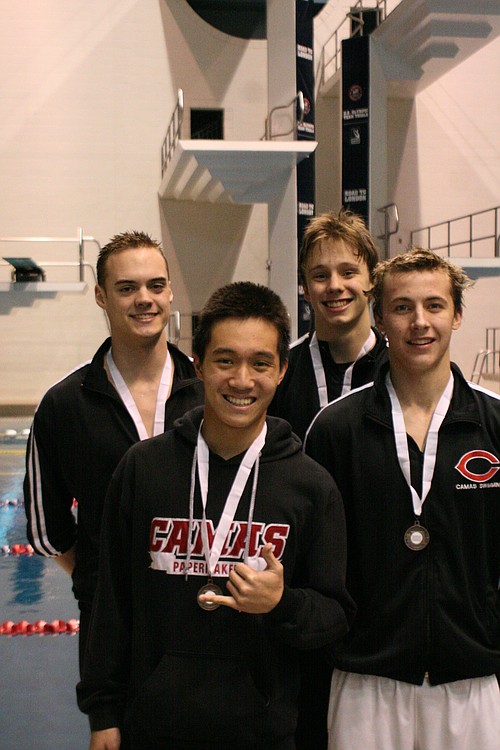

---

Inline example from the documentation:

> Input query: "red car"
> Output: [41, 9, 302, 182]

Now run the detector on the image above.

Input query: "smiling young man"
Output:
[269, 209, 387, 748]
[305, 249, 500, 750]
[24, 231, 203, 670]
[269, 208, 387, 442]
[77, 281, 355, 750]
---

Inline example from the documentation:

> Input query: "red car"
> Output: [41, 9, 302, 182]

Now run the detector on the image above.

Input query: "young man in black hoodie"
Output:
[78, 281, 355, 750]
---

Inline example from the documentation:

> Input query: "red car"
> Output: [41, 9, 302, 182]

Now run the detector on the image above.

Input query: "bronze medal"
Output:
[197, 581, 222, 611]
[404, 523, 430, 551]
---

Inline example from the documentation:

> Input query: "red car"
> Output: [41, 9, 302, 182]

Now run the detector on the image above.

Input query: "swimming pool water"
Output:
[0, 418, 88, 749]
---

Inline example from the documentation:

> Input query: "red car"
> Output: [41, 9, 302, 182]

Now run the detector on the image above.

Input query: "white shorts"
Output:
[328, 670, 500, 750]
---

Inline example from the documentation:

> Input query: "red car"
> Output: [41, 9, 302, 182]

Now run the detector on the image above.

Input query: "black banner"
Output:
[296, 0, 315, 337]
[341, 35, 369, 224]
[296, 1, 315, 142]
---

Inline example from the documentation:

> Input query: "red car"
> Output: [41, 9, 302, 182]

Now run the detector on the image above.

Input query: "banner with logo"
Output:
[341, 35, 369, 224]
[296, 0, 315, 337]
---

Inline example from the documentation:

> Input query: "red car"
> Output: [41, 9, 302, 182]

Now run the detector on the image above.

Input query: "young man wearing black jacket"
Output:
[269, 208, 387, 748]
[78, 281, 355, 750]
[24, 231, 204, 669]
[269, 208, 387, 442]
[305, 248, 500, 750]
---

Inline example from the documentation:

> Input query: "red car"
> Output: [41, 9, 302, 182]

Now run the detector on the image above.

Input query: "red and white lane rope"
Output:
[1, 543, 35, 556]
[0, 619, 80, 636]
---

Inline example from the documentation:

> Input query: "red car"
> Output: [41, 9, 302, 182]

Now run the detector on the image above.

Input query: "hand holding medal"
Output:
[192, 422, 275, 612]
[198, 543, 284, 614]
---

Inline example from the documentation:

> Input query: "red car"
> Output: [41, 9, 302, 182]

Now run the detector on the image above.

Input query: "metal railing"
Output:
[161, 88, 184, 178]
[173, 311, 201, 349]
[160, 85, 305, 173]
[377, 202, 399, 258]
[263, 91, 305, 140]
[410, 206, 500, 258]
[167, 311, 181, 346]
[477, 328, 500, 378]
[318, 0, 387, 88]
[0, 228, 101, 283]
[470, 330, 499, 385]
[486, 327, 500, 358]
[470, 350, 500, 384]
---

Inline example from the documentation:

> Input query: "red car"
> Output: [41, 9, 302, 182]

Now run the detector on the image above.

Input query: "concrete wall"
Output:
[387, 37, 500, 389]
[0, 0, 267, 406]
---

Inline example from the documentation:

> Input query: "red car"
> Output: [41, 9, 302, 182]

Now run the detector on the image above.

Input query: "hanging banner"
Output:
[296, 1, 315, 142]
[296, 0, 315, 337]
[341, 35, 369, 224]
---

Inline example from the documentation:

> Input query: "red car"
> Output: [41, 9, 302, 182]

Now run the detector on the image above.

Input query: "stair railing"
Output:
[161, 89, 184, 178]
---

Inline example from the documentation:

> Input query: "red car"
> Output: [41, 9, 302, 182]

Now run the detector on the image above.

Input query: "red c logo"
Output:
[455, 450, 500, 482]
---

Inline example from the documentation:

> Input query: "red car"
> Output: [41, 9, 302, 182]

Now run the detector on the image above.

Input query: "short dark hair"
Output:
[372, 247, 474, 318]
[193, 281, 290, 367]
[96, 231, 169, 287]
[299, 208, 380, 285]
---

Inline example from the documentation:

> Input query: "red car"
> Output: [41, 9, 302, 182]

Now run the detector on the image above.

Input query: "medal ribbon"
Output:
[309, 329, 376, 407]
[106, 348, 172, 439]
[386, 371, 453, 517]
[185, 422, 267, 580]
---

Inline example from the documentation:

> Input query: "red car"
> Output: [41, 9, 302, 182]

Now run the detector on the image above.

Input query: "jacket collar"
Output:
[81, 337, 200, 398]
[365, 360, 481, 429]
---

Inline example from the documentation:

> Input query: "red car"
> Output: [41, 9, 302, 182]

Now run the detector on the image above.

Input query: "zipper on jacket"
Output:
[423, 537, 432, 676]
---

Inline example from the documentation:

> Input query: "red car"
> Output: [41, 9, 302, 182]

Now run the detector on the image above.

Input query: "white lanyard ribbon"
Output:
[309, 329, 376, 407]
[106, 348, 172, 440]
[386, 371, 453, 517]
[192, 422, 266, 579]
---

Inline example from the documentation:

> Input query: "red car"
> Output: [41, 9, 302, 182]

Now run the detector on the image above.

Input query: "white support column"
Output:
[267, 0, 297, 134]
[268, 169, 298, 334]
[266, 0, 299, 335]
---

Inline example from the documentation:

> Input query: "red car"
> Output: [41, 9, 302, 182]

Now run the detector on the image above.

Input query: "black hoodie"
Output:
[78, 407, 355, 749]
